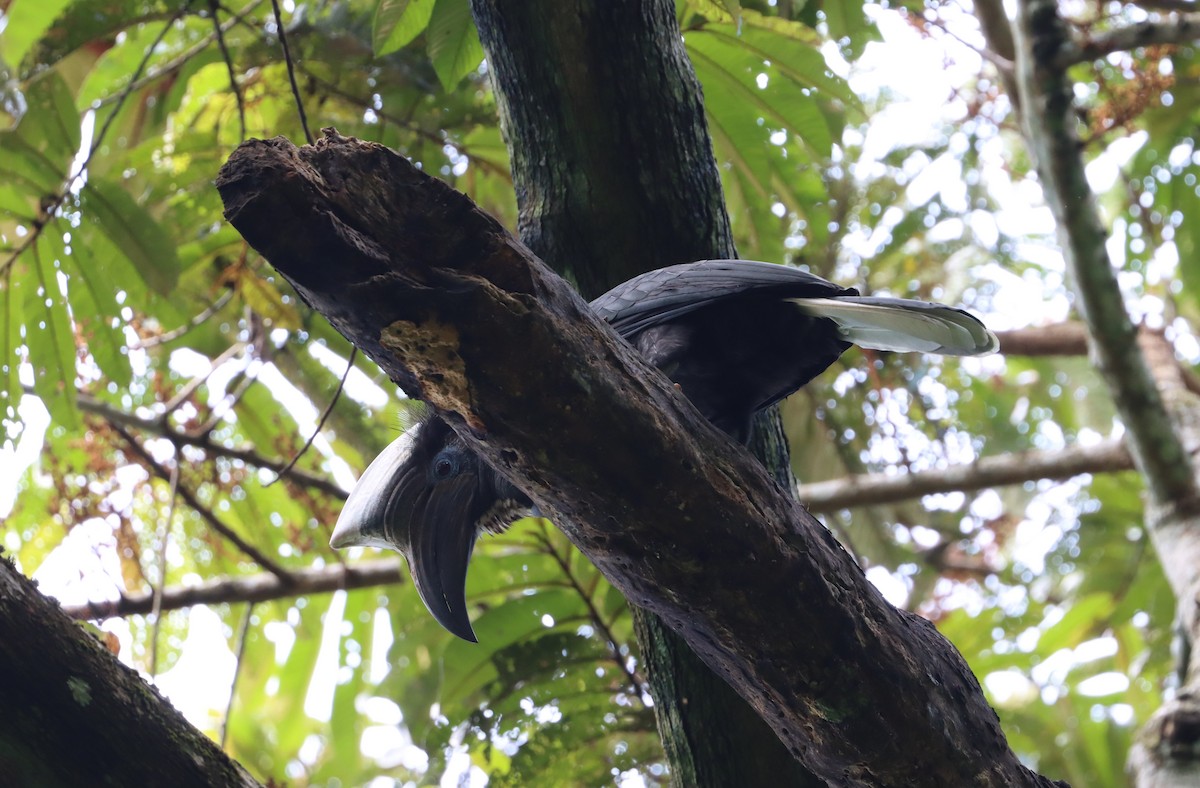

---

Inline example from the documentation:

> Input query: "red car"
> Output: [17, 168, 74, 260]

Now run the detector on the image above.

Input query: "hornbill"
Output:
[330, 260, 998, 641]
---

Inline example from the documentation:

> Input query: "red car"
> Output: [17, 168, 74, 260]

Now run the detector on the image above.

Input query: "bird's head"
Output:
[330, 414, 531, 642]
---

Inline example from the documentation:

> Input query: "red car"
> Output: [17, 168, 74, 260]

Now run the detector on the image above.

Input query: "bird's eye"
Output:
[431, 452, 460, 481]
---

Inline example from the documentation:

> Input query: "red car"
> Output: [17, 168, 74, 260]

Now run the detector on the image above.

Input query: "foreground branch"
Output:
[0, 554, 259, 786]
[216, 133, 1060, 786]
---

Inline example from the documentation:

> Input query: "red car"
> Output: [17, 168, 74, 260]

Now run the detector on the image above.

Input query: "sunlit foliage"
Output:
[1, 0, 1196, 785]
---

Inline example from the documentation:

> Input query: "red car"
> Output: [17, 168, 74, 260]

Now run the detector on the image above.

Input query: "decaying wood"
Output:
[217, 131, 1063, 786]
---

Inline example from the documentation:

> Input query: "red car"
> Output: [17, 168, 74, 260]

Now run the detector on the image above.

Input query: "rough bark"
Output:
[1010, 2, 1200, 784]
[0, 553, 260, 787]
[1129, 331, 1200, 787]
[468, 0, 818, 782]
[217, 133, 1061, 786]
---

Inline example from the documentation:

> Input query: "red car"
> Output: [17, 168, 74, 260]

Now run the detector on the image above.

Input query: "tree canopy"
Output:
[3, 0, 1200, 785]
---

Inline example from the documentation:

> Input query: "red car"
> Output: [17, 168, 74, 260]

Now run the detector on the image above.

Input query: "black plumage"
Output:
[331, 260, 997, 640]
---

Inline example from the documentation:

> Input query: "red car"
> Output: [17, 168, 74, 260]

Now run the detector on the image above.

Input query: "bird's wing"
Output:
[590, 259, 856, 338]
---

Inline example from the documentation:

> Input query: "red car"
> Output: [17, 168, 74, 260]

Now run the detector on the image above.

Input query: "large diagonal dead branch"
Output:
[216, 132, 1060, 786]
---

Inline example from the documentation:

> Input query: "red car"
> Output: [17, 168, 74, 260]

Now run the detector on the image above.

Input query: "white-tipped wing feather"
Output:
[790, 297, 998, 356]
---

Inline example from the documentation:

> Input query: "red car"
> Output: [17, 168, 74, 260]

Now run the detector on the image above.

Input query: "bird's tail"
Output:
[790, 297, 998, 356]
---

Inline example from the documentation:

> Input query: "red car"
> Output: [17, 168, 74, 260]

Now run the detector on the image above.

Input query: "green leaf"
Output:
[717, 0, 742, 22]
[80, 179, 181, 296]
[0, 0, 79, 70]
[1037, 593, 1115, 654]
[687, 31, 834, 156]
[427, 0, 484, 91]
[822, 0, 878, 59]
[440, 589, 590, 705]
[26, 234, 79, 429]
[237, 268, 301, 330]
[374, 0, 437, 56]
[1, 262, 25, 420]
[0, 70, 80, 199]
[61, 240, 132, 389]
[716, 27, 859, 109]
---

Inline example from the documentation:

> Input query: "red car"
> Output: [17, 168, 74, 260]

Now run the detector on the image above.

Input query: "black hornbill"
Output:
[330, 260, 998, 641]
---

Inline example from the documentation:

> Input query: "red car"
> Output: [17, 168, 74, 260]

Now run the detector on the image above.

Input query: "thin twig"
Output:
[110, 423, 294, 580]
[196, 358, 262, 434]
[133, 287, 235, 349]
[208, 0, 248, 141]
[94, 1, 265, 109]
[149, 463, 182, 676]
[535, 522, 648, 696]
[295, 66, 514, 181]
[162, 341, 247, 418]
[220, 602, 255, 749]
[270, 0, 313, 143]
[70, 390, 347, 497]
[267, 347, 357, 487]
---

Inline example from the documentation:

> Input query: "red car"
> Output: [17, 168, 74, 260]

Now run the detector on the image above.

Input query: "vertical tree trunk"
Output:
[1009, 1, 1200, 784]
[469, 1, 822, 783]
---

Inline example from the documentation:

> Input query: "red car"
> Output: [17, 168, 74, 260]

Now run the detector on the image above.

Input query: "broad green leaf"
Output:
[687, 31, 834, 156]
[62, 239, 132, 389]
[80, 178, 181, 296]
[374, 0, 437, 56]
[0, 70, 80, 198]
[1037, 592, 1115, 655]
[427, 0, 484, 91]
[0, 135, 67, 203]
[0, 0, 79, 70]
[822, 0, 878, 59]
[709, 27, 859, 109]
[695, 58, 771, 189]
[1, 262, 25, 420]
[237, 268, 301, 330]
[440, 589, 591, 705]
[17, 70, 81, 160]
[26, 234, 79, 429]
